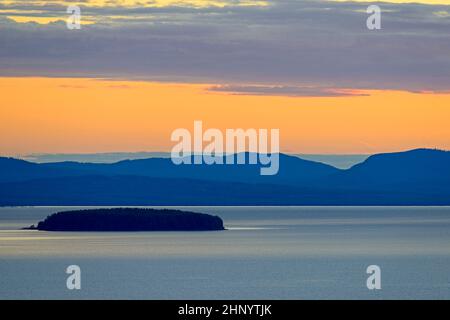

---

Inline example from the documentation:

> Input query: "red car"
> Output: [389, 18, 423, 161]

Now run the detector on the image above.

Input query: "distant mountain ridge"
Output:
[22, 152, 368, 169]
[318, 149, 448, 188]
[0, 149, 449, 205]
[0, 153, 339, 185]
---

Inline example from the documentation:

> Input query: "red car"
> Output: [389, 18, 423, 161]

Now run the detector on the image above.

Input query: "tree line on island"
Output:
[25, 208, 225, 232]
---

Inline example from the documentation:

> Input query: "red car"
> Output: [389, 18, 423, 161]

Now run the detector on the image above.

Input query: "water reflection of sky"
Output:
[1, 207, 450, 258]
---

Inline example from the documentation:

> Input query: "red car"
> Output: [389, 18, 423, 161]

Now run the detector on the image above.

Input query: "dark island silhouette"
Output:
[25, 208, 225, 231]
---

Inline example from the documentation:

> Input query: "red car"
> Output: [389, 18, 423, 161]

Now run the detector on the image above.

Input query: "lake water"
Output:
[1, 206, 450, 299]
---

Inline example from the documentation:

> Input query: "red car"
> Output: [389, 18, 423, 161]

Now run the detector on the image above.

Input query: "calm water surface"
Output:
[1, 206, 449, 299]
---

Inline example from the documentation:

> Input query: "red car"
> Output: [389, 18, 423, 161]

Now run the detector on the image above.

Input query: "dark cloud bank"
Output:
[0, 1, 449, 93]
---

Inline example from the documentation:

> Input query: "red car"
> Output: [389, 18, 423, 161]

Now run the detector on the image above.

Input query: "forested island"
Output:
[24, 208, 225, 231]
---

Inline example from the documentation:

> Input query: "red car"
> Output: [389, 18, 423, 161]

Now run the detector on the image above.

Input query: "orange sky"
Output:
[1, 77, 449, 156]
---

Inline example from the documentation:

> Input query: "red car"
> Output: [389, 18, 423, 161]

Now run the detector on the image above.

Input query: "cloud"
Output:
[433, 10, 450, 17]
[208, 84, 368, 97]
[0, 0, 449, 92]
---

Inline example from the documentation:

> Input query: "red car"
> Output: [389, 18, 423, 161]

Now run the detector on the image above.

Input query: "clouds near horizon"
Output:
[0, 1, 449, 93]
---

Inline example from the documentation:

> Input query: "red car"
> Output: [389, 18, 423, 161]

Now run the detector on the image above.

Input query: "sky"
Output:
[0, 0, 449, 156]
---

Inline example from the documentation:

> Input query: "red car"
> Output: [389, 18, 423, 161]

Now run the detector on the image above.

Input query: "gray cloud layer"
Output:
[0, 1, 449, 92]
